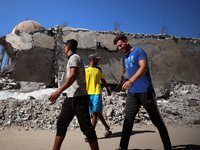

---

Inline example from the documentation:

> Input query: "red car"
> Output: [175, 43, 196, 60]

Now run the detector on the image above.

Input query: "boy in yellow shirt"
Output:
[85, 53, 112, 138]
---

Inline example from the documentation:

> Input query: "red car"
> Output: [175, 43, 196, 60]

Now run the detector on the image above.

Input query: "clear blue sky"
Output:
[0, 0, 200, 38]
[0, 0, 200, 68]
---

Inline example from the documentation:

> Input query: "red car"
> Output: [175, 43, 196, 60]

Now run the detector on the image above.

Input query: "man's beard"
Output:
[123, 47, 129, 54]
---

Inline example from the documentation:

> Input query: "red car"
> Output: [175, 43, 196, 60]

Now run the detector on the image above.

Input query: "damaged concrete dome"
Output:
[11, 20, 45, 34]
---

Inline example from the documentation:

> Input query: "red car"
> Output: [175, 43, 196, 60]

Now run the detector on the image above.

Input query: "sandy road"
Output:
[0, 125, 200, 150]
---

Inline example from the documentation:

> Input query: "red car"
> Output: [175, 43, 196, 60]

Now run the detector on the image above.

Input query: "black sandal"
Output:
[104, 130, 112, 137]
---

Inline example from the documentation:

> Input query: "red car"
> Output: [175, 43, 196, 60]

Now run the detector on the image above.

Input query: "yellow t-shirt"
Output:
[85, 65, 104, 95]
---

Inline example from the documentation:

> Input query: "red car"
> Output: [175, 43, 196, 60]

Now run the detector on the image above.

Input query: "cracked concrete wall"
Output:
[128, 38, 200, 86]
[2, 31, 55, 86]
[0, 26, 200, 87]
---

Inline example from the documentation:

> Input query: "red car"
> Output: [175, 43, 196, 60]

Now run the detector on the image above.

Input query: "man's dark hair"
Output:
[113, 35, 128, 45]
[65, 39, 78, 52]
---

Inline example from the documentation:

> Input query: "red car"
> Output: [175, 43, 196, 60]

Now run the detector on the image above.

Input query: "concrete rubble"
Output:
[1, 21, 200, 133]
[0, 78, 200, 131]
[1, 24, 200, 88]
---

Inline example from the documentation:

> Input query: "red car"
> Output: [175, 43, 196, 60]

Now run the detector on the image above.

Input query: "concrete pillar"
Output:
[0, 48, 5, 69]
[5, 53, 10, 65]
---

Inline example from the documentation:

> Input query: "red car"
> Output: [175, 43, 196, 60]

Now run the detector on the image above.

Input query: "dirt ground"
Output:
[0, 125, 200, 150]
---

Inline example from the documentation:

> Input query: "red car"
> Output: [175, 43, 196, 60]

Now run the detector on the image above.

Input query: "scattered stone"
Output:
[0, 77, 20, 90]
[180, 90, 189, 95]
[0, 79, 200, 132]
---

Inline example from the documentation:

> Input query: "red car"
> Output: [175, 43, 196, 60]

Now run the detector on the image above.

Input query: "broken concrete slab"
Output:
[6, 33, 32, 50]
[1, 25, 200, 87]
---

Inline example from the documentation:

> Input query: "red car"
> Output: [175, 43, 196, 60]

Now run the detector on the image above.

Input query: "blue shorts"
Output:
[89, 94, 102, 113]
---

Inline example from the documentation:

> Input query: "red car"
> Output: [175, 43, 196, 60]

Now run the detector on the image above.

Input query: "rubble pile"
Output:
[0, 77, 20, 90]
[0, 80, 200, 131]
[0, 96, 62, 131]
[102, 82, 200, 127]
[158, 82, 200, 125]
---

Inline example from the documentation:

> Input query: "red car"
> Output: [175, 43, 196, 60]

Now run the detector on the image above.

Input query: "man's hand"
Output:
[49, 90, 61, 104]
[101, 78, 111, 96]
[122, 80, 133, 91]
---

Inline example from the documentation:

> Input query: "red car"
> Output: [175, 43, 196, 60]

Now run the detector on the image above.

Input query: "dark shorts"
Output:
[56, 95, 97, 143]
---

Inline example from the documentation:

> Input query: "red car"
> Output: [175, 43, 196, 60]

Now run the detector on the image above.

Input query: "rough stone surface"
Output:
[6, 33, 33, 50]
[0, 26, 200, 87]
[33, 33, 54, 49]
[0, 78, 199, 131]
[9, 48, 54, 85]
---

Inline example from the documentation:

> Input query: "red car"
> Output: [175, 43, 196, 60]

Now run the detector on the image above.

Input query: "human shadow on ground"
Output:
[98, 130, 155, 140]
[172, 144, 200, 150]
[127, 149, 153, 150]
[114, 144, 200, 150]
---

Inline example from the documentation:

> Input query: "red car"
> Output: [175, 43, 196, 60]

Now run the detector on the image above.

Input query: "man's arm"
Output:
[122, 59, 148, 91]
[101, 78, 111, 96]
[49, 68, 77, 103]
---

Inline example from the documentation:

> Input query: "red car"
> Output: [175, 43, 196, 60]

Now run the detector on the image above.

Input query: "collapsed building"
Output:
[0, 21, 200, 129]
[0, 20, 200, 88]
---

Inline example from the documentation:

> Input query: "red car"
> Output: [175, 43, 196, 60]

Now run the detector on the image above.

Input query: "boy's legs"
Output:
[96, 112, 110, 131]
[91, 94, 110, 132]
[92, 111, 98, 129]
[53, 97, 75, 150]
[120, 93, 141, 149]
[140, 93, 172, 150]
[89, 141, 99, 150]
[74, 95, 99, 149]
[53, 136, 65, 150]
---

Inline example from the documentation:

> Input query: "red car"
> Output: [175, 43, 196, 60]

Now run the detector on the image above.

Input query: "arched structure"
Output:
[12, 20, 45, 34]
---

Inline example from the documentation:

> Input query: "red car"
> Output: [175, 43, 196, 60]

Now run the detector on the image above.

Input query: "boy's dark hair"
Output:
[113, 35, 128, 45]
[65, 39, 78, 52]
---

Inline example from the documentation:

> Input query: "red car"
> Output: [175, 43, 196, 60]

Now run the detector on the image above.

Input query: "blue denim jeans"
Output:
[120, 92, 172, 150]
